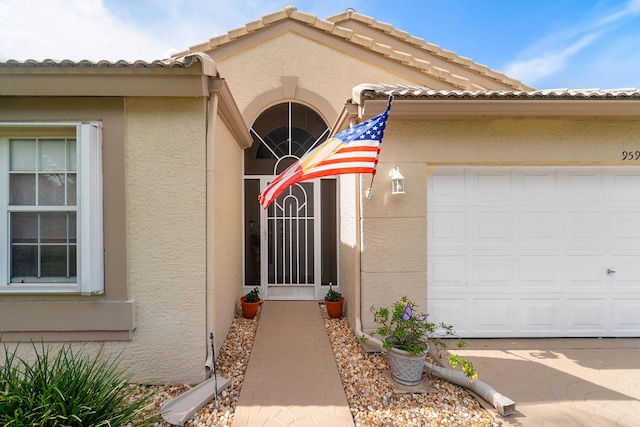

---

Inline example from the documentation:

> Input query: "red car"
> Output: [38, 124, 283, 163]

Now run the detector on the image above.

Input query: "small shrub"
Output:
[244, 287, 260, 303]
[0, 341, 160, 426]
[324, 283, 342, 302]
[367, 297, 478, 381]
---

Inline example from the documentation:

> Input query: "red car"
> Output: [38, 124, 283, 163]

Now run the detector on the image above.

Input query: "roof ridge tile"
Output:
[261, 9, 289, 25]
[227, 26, 249, 40]
[290, 9, 317, 25]
[245, 18, 266, 33]
[175, 6, 532, 91]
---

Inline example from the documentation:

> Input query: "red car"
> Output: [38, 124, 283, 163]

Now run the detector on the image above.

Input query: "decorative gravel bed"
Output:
[319, 306, 501, 427]
[138, 304, 501, 426]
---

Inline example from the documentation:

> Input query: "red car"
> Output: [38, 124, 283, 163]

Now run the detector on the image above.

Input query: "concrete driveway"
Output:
[454, 338, 640, 426]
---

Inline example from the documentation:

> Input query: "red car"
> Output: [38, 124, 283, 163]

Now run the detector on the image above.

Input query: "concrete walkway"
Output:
[456, 338, 640, 427]
[231, 301, 354, 427]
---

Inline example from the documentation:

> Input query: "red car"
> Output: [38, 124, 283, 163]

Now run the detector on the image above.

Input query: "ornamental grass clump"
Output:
[0, 342, 160, 427]
[370, 296, 478, 381]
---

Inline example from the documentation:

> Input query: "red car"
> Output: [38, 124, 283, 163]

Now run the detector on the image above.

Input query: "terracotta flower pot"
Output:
[241, 296, 260, 319]
[324, 296, 344, 318]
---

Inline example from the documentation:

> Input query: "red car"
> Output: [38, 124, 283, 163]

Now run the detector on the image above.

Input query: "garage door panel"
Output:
[428, 166, 640, 338]
[612, 300, 640, 333]
[516, 171, 558, 201]
[429, 255, 467, 288]
[520, 255, 559, 288]
[612, 212, 640, 247]
[470, 211, 514, 245]
[468, 170, 512, 202]
[610, 255, 640, 287]
[429, 211, 466, 243]
[474, 300, 515, 333]
[428, 299, 470, 334]
[429, 171, 465, 206]
[520, 300, 561, 333]
[566, 300, 606, 334]
[519, 210, 561, 245]
[563, 170, 605, 202]
[566, 211, 608, 246]
[566, 255, 607, 288]
[609, 173, 640, 201]
[472, 255, 513, 288]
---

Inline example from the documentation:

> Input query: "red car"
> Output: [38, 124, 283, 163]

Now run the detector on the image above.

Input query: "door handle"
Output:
[607, 269, 616, 274]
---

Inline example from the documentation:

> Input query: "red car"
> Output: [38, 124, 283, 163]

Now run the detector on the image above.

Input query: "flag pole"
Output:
[365, 174, 375, 199]
[364, 95, 392, 200]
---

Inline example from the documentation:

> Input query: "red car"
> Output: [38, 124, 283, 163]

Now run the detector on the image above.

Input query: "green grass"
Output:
[0, 342, 160, 427]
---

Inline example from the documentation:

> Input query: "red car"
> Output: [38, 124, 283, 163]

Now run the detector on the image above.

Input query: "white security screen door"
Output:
[261, 180, 320, 299]
[244, 102, 337, 300]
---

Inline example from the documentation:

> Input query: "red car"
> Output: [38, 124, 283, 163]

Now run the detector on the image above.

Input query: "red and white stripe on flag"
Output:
[258, 99, 391, 209]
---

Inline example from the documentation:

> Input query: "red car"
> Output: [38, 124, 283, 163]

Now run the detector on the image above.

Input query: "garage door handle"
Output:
[607, 269, 616, 274]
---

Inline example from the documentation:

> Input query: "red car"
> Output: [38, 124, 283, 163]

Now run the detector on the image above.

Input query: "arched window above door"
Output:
[245, 102, 329, 175]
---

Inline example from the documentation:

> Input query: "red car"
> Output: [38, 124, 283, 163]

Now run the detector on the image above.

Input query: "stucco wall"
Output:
[210, 114, 245, 353]
[124, 97, 208, 383]
[338, 174, 358, 326]
[359, 116, 640, 332]
[214, 31, 418, 122]
[214, 30, 422, 312]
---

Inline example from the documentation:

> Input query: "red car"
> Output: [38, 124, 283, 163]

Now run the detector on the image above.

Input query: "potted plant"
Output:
[241, 287, 261, 319]
[369, 296, 477, 386]
[324, 283, 344, 318]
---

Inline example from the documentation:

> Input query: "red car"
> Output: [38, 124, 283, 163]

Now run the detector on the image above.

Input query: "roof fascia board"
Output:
[358, 99, 640, 119]
[0, 73, 211, 97]
[209, 78, 253, 148]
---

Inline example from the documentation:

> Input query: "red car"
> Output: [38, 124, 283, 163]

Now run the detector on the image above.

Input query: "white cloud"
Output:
[0, 0, 367, 61]
[505, 32, 599, 86]
[504, 0, 640, 87]
[0, 0, 166, 60]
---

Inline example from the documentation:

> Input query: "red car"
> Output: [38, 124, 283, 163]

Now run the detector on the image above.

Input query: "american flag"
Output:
[258, 99, 392, 209]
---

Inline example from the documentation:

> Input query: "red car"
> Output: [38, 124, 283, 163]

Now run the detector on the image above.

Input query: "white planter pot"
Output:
[386, 347, 427, 386]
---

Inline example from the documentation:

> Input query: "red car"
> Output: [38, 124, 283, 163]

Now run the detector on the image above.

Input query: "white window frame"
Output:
[0, 122, 103, 295]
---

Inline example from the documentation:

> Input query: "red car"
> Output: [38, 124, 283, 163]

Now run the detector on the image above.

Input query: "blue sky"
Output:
[1, 0, 639, 89]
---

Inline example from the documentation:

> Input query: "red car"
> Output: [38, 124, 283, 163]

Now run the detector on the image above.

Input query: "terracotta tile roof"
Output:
[353, 83, 640, 103]
[0, 53, 217, 75]
[176, 5, 531, 91]
[326, 8, 528, 91]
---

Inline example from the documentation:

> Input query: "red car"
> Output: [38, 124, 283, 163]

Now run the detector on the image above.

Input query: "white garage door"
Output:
[427, 167, 640, 338]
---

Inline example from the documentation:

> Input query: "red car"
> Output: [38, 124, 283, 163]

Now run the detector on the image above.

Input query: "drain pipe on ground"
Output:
[351, 173, 516, 417]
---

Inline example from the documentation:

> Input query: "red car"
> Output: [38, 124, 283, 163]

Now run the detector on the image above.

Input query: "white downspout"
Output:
[349, 105, 516, 418]
[204, 90, 219, 376]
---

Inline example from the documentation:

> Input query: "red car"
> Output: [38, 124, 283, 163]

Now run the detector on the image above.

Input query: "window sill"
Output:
[0, 300, 135, 341]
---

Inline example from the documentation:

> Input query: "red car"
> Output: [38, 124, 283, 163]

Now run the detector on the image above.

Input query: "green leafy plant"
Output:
[368, 296, 477, 381]
[244, 287, 260, 303]
[324, 283, 342, 302]
[0, 341, 160, 426]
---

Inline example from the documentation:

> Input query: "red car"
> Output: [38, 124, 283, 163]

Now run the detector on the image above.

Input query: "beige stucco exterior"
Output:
[356, 114, 640, 332]
[1, 6, 639, 382]
[0, 57, 251, 383]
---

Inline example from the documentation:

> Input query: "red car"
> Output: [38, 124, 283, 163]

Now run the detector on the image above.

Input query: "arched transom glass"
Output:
[245, 102, 330, 175]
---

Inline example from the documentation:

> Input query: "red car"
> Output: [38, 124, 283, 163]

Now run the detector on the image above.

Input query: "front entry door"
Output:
[262, 179, 320, 299]
[243, 102, 337, 300]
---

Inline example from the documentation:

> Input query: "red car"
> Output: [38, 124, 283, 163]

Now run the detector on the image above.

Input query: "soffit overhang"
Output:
[174, 5, 531, 91]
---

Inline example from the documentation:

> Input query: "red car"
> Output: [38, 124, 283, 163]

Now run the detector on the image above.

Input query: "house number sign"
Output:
[621, 151, 640, 160]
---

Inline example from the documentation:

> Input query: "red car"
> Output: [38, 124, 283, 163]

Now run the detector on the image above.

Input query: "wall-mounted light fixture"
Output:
[389, 167, 405, 194]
